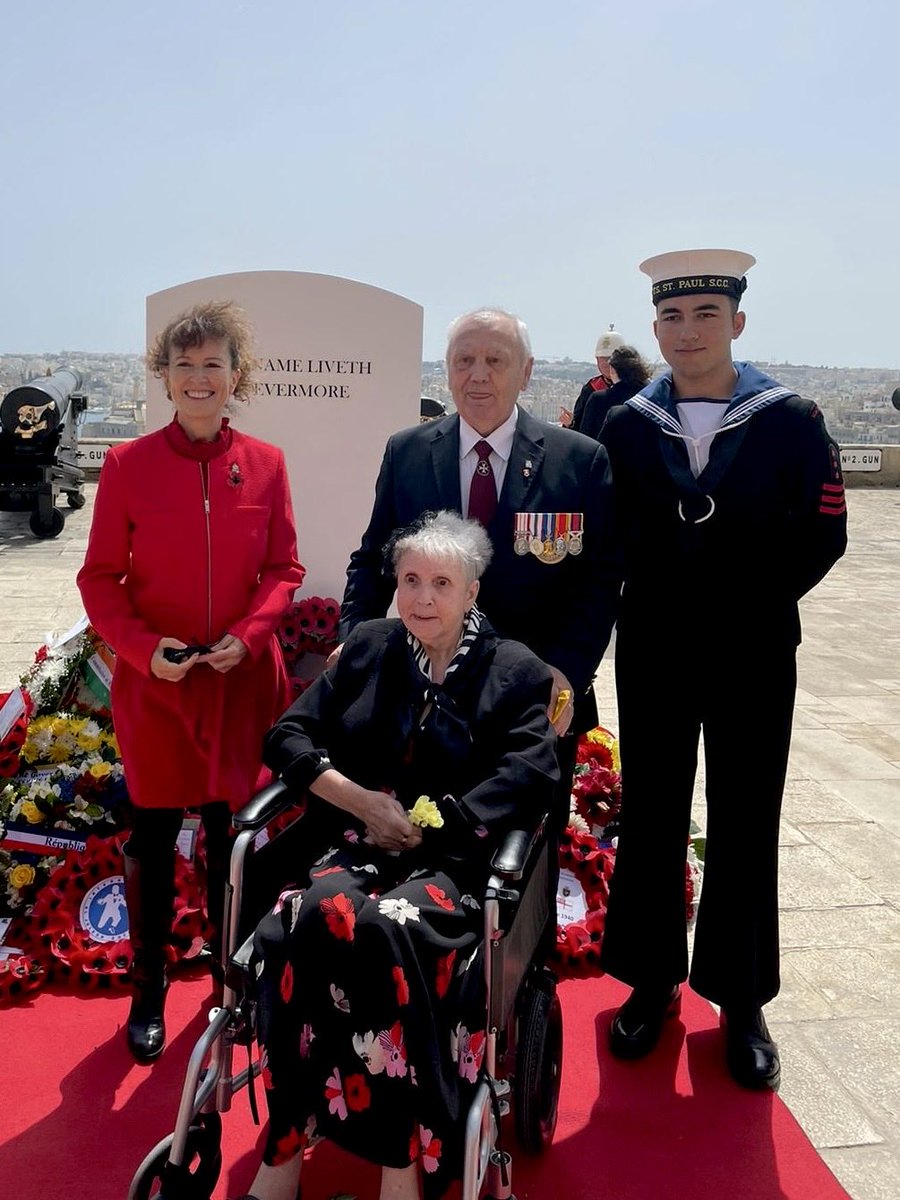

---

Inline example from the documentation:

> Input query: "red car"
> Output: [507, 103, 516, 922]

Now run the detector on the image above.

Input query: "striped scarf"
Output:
[407, 604, 483, 686]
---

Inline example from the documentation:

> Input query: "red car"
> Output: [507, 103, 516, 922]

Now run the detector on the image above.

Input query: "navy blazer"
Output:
[340, 407, 620, 703]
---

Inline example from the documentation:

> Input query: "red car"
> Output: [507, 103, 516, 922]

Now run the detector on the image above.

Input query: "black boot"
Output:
[201, 827, 231, 991]
[123, 847, 173, 1063]
[723, 1005, 780, 1090]
[609, 983, 682, 1059]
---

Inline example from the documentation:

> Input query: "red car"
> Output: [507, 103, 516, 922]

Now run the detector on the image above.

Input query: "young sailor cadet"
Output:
[598, 248, 848, 1090]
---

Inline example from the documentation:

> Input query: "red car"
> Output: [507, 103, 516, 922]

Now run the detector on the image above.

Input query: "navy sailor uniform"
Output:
[598, 362, 847, 1008]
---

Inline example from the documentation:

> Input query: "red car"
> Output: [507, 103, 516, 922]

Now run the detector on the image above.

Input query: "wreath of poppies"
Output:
[276, 595, 341, 696]
[0, 832, 208, 1005]
[552, 824, 616, 980]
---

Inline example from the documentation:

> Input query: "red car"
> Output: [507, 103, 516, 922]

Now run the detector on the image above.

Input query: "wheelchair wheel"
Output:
[65, 489, 86, 509]
[130, 1113, 222, 1200]
[29, 507, 65, 538]
[514, 979, 563, 1153]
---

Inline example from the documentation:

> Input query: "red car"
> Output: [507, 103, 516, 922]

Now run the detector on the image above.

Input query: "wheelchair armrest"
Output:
[231, 780, 294, 832]
[490, 815, 548, 883]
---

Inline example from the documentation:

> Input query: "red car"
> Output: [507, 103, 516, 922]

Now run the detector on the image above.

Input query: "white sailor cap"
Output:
[639, 248, 756, 304]
[595, 325, 625, 357]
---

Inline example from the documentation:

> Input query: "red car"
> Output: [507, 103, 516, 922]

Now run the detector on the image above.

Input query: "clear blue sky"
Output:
[3, 0, 899, 368]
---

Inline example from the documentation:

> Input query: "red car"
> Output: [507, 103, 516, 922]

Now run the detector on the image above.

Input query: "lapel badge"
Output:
[522, 458, 533, 478]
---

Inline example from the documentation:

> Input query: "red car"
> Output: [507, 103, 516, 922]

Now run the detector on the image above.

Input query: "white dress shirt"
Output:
[458, 407, 519, 509]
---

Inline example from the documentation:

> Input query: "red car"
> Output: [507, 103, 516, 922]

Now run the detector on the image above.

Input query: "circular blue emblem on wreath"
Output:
[79, 875, 129, 943]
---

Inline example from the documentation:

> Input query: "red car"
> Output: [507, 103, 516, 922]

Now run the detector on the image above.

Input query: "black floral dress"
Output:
[252, 612, 558, 1196]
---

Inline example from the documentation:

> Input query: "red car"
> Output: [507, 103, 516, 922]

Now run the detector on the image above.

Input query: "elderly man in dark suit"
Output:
[340, 308, 620, 816]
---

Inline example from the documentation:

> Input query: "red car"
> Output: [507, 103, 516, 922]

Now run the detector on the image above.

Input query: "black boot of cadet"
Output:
[123, 847, 174, 1063]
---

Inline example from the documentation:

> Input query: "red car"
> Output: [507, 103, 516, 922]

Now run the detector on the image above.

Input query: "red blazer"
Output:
[77, 420, 305, 809]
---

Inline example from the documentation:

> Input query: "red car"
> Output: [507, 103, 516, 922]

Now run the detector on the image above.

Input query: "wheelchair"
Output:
[128, 779, 564, 1200]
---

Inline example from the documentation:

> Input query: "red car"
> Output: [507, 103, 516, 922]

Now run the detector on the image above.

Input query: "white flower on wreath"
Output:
[567, 810, 590, 834]
[377, 897, 420, 925]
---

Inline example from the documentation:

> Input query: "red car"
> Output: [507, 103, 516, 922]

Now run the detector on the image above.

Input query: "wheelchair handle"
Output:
[231, 780, 295, 832]
[490, 816, 548, 882]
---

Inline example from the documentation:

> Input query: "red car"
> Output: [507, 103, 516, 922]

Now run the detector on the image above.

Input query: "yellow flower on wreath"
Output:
[585, 725, 621, 771]
[89, 761, 113, 780]
[19, 800, 45, 825]
[9, 864, 36, 890]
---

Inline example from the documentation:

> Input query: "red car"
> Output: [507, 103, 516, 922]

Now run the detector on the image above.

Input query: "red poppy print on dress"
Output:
[435, 949, 457, 998]
[311, 865, 344, 877]
[320, 892, 356, 941]
[344, 1073, 372, 1112]
[425, 883, 455, 911]
[408, 1130, 420, 1162]
[279, 961, 294, 1004]
[272, 1125, 307, 1164]
[392, 964, 410, 1006]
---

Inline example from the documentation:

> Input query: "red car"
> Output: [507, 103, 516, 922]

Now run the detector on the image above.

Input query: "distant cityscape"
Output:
[2, 351, 900, 446]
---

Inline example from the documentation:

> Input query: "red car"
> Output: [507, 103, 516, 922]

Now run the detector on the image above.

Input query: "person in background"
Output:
[559, 323, 625, 429]
[575, 344, 653, 441]
[420, 396, 447, 423]
[236, 511, 558, 1200]
[598, 249, 848, 1090]
[339, 307, 621, 825]
[77, 301, 304, 1062]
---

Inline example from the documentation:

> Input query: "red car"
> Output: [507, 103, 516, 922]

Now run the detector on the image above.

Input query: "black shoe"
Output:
[122, 847, 174, 1063]
[723, 1006, 780, 1091]
[127, 973, 168, 1062]
[609, 983, 682, 1059]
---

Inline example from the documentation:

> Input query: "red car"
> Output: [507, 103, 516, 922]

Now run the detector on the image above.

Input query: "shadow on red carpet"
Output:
[0, 972, 850, 1200]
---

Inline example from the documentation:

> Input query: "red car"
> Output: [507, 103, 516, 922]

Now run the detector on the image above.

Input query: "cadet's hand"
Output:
[559, 406, 574, 428]
[200, 634, 248, 674]
[150, 638, 201, 681]
[547, 665, 575, 736]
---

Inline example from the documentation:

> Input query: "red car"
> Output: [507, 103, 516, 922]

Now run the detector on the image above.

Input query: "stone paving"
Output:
[2, 485, 900, 1200]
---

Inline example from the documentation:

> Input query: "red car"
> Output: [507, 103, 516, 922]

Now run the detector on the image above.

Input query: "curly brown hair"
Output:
[609, 345, 652, 389]
[148, 300, 256, 401]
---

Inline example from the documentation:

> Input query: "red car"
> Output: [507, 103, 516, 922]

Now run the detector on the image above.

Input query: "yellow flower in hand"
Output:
[408, 796, 444, 829]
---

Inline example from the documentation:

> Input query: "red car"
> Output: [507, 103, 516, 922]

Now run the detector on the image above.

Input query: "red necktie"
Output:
[467, 440, 497, 526]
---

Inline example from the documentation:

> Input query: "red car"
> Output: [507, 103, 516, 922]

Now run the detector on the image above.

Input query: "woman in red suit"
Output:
[77, 301, 304, 1062]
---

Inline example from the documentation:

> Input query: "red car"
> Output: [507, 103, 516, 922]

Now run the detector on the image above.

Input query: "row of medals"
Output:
[514, 517, 584, 564]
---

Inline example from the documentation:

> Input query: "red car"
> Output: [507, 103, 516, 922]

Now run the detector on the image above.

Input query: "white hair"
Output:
[446, 308, 532, 362]
[390, 510, 493, 585]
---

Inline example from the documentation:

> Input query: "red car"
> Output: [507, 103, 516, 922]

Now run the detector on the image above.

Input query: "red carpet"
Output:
[0, 972, 850, 1200]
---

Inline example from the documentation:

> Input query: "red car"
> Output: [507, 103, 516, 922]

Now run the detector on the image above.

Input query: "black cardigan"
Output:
[263, 618, 560, 864]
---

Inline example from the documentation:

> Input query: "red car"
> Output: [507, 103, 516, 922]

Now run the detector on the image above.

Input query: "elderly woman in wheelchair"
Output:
[239, 511, 559, 1200]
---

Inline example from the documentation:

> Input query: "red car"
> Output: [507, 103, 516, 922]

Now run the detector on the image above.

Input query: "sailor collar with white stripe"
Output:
[624, 361, 797, 438]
